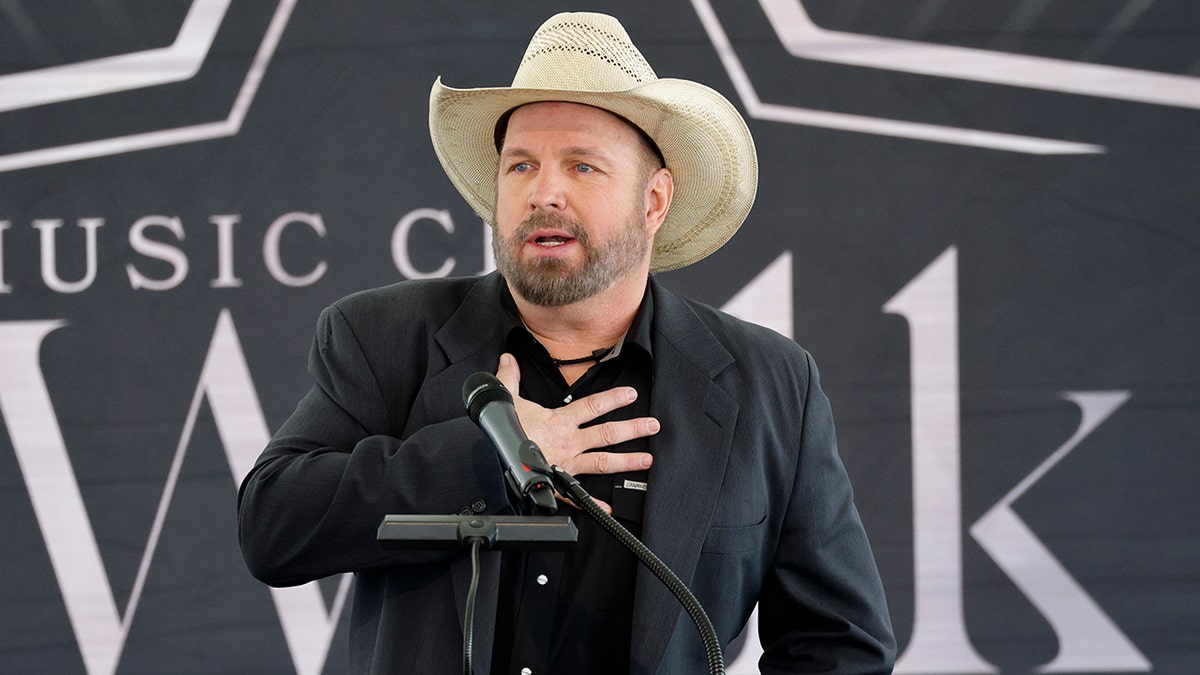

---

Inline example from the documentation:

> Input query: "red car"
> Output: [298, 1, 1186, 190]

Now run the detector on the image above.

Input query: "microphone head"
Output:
[462, 372, 513, 423]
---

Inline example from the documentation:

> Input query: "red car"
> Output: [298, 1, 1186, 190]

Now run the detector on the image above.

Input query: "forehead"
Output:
[503, 102, 644, 149]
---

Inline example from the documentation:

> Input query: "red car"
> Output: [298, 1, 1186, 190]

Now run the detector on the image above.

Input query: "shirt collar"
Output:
[496, 278, 655, 359]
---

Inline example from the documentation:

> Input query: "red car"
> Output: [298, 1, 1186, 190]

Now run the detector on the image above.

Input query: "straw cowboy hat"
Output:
[428, 11, 758, 273]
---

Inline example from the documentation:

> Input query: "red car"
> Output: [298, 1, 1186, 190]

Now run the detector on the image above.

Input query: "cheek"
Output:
[493, 191, 523, 230]
[495, 174, 524, 207]
[585, 189, 633, 224]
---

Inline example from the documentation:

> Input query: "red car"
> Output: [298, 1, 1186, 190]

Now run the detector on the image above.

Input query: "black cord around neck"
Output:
[549, 346, 614, 367]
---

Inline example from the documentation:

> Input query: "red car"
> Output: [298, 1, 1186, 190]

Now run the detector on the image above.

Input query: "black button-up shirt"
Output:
[490, 282, 654, 675]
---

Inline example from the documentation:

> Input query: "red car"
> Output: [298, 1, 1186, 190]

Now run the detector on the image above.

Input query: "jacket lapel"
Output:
[417, 273, 508, 422]
[631, 280, 738, 673]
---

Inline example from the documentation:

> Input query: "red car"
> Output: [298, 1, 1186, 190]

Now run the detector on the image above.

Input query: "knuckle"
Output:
[594, 452, 611, 473]
[585, 394, 606, 417]
[600, 423, 619, 446]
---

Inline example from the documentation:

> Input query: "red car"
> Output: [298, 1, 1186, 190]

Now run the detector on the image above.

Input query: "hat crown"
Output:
[511, 12, 657, 92]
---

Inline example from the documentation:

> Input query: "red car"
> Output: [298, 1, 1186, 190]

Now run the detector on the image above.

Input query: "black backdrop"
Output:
[1, 1, 1197, 673]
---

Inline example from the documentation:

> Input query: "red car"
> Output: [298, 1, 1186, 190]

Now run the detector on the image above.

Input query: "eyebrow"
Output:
[499, 145, 614, 163]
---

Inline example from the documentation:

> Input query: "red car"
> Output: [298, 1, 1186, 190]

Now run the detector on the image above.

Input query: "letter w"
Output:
[0, 312, 349, 675]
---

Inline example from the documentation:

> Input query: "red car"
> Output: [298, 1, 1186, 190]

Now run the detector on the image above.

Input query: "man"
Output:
[238, 11, 895, 674]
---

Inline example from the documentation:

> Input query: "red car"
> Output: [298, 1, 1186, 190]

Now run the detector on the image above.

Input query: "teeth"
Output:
[538, 240, 565, 247]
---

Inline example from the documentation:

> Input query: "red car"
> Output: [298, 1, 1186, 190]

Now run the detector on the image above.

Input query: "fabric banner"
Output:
[1, 1, 1196, 672]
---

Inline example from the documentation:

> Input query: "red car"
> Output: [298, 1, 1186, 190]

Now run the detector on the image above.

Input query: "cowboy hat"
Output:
[428, 11, 758, 273]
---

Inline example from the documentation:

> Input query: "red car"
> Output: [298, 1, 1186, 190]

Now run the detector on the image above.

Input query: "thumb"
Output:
[495, 352, 521, 394]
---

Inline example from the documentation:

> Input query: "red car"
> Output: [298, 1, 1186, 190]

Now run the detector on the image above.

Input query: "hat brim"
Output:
[429, 76, 758, 273]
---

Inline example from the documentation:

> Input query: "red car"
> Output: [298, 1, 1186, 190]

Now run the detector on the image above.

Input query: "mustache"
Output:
[513, 211, 590, 245]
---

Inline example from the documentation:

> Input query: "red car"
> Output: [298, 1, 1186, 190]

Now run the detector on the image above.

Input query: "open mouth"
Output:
[534, 235, 573, 248]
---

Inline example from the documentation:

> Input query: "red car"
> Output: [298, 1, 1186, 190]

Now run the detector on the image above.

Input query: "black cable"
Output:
[549, 466, 725, 675]
[462, 537, 484, 675]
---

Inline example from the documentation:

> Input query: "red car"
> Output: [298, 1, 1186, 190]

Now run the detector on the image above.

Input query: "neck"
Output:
[508, 272, 648, 358]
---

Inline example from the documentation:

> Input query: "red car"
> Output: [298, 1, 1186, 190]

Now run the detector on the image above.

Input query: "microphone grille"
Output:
[462, 372, 513, 423]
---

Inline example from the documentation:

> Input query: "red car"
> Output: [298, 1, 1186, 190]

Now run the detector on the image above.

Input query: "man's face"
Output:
[493, 102, 662, 307]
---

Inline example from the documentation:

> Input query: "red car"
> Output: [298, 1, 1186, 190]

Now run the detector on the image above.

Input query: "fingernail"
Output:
[640, 455, 653, 468]
[626, 388, 638, 402]
[647, 419, 660, 433]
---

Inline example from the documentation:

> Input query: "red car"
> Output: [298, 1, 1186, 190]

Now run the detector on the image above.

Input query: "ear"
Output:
[643, 168, 674, 238]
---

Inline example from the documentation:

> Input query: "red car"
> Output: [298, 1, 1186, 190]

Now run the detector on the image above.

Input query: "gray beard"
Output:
[493, 210, 649, 307]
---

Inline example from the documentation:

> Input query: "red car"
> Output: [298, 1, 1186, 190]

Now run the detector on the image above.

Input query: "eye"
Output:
[511, 161, 532, 173]
[575, 163, 596, 173]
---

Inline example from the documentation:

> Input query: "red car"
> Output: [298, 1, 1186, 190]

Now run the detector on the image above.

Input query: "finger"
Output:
[495, 352, 520, 393]
[578, 417, 661, 451]
[570, 450, 654, 476]
[558, 493, 613, 515]
[565, 386, 641, 425]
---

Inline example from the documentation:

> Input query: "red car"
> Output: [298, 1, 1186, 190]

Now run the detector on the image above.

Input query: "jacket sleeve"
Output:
[757, 351, 897, 674]
[236, 301, 511, 587]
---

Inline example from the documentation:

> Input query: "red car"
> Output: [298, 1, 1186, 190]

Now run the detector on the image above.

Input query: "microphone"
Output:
[462, 372, 558, 513]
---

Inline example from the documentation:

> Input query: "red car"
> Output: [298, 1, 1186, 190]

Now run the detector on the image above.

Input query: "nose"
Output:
[528, 166, 566, 212]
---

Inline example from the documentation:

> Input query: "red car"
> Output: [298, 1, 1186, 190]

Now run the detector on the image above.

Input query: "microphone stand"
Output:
[377, 510, 577, 675]
[378, 418, 723, 674]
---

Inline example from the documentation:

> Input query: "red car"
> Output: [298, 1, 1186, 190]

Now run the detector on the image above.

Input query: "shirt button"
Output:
[521, 668, 533, 675]
[536, 574, 548, 586]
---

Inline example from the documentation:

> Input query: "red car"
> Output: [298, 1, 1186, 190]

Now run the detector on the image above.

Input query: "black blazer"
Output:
[238, 272, 895, 674]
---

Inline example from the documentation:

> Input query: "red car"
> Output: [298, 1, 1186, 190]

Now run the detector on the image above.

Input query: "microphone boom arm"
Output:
[546, 465, 726, 675]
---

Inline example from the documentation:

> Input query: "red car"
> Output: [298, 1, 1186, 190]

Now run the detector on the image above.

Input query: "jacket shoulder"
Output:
[308, 275, 492, 364]
[672, 292, 812, 366]
[330, 276, 481, 325]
